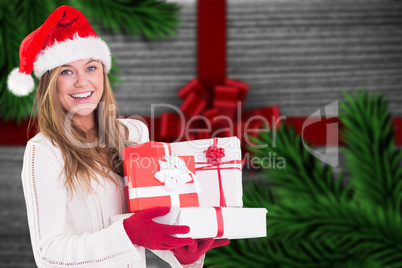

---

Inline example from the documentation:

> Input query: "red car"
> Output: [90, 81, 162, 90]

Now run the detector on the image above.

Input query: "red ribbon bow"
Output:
[204, 144, 225, 166]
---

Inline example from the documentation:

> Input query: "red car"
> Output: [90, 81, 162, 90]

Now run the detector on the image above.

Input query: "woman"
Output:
[8, 5, 228, 268]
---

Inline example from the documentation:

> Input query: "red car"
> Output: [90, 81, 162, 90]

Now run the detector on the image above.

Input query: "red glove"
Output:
[123, 206, 194, 250]
[170, 238, 230, 265]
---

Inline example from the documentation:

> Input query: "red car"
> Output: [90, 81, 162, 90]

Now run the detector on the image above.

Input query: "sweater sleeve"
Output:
[21, 136, 145, 268]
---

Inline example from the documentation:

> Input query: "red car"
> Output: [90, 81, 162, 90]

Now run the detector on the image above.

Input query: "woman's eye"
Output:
[87, 66, 96, 72]
[61, 70, 72, 75]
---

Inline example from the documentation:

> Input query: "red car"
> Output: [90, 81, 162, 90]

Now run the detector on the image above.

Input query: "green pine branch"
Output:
[206, 90, 402, 267]
[0, 0, 37, 123]
[71, 0, 182, 40]
[15, 0, 57, 35]
[207, 182, 396, 267]
[340, 91, 402, 214]
[247, 124, 348, 204]
[268, 197, 402, 261]
[207, 237, 381, 268]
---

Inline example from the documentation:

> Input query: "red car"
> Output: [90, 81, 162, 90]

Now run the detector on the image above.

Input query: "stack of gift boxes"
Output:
[121, 136, 267, 239]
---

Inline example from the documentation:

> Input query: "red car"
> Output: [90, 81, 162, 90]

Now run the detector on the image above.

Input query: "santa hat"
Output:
[7, 5, 111, 97]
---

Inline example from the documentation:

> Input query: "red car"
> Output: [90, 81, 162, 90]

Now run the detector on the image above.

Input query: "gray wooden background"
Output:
[1, 0, 401, 267]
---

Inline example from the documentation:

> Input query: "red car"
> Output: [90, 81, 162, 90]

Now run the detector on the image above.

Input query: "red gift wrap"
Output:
[123, 142, 200, 212]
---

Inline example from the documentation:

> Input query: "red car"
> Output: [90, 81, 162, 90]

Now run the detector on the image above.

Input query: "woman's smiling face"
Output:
[56, 58, 104, 121]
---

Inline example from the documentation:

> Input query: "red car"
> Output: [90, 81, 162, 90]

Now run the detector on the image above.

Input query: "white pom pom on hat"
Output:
[7, 68, 35, 97]
[7, 5, 111, 97]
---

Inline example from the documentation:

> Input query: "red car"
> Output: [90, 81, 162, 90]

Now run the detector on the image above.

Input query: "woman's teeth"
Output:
[71, 92, 93, 99]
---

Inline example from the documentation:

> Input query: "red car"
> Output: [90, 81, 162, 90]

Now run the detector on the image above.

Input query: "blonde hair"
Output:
[30, 64, 136, 193]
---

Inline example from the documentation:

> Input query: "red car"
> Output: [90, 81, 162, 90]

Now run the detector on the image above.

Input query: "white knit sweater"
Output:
[21, 119, 204, 268]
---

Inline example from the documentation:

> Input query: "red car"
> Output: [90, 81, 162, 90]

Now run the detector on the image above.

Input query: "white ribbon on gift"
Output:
[154, 156, 193, 190]
[124, 142, 201, 208]
[159, 142, 201, 193]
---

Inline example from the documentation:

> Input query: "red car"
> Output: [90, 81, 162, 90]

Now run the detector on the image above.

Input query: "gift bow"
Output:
[154, 156, 197, 192]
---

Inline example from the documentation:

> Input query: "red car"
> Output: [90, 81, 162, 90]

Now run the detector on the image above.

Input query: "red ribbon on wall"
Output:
[1, 117, 402, 146]
[158, 0, 280, 144]
[198, 0, 226, 91]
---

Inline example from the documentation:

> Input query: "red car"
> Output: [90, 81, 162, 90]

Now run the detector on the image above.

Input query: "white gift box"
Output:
[154, 207, 267, 239]
[111, 207, 267, 240]
[170, 137, 243, 207]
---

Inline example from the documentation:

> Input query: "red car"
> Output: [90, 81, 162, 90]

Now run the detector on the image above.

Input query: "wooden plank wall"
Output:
[106, 0, 402, 117]
[1, 0, 401, 267]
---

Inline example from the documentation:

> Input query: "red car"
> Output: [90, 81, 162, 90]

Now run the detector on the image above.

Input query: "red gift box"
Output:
[123, 142, 200, 212]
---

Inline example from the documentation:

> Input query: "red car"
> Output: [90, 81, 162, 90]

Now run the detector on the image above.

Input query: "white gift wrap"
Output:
[170, 137, 243, 207]
[153, 207, 267, 239]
